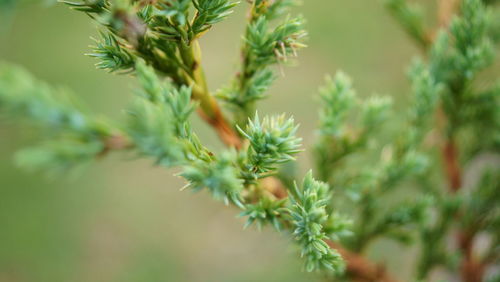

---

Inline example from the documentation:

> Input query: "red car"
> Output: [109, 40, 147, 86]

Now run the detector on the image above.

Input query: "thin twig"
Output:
[327, 241, 399, 282]
[442, 138, 462, 192]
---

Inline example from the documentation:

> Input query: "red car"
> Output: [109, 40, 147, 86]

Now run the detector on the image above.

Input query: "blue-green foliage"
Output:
[238, 113, 302, 180]
[240, 197, 287, 230]
[126, 99, 185, 166]
[385, 0, 429, 47]
[317, 72, 356, 137]
[449, 0, 493, 77]
[61, 0, 109, 14]
[252, 0, 298, 21]
[88, 31, 136, 73]
[288, 171, 344, 273]
[218, 0, 306, 125]
[377, 0, 499, 279]
[130, 61, 211, 163]
[314, 72, 393, 184]
[191, 0, 238, 36]
[217, 68, 275, 110]
[0, 63, 113, 174]
[15, 139, 104, 175]
[0, 64, 105, 135]
[244, 15, 306, 68]
[181, 153, 245, 208]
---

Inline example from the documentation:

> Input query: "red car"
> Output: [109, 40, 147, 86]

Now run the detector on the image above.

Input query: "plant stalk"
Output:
[180, 40, 243, 148]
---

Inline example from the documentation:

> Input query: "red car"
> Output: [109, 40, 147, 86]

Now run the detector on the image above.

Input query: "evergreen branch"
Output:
[238, 113, 302, 180]
[88, 31, 136, 73]
[125, 99, 186, 166]
[287, 171, 344, 273]
[191, 0, 239, 38]
[180, 153, 245, 208]
[0, 62, 129, 172]
[60, 0, 109, 15]
[385, 0, 431, 48]
[250, 0, 297, 21]
[314, 72, 392, 184]
[222, 1, 306, 125]
[240, 196, 287, 230]
[0, 63, 108, 136]
[0, 0, 497, 281]
[64, 0, 243, 148]
[258, 174, 401, 281]
[317, 72, 356, 137]
[15, 139, 104, 175]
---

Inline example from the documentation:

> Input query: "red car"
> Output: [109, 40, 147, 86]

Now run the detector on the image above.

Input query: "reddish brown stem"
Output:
[438, 0, 459, 28]
[197, 105, 243, 149]
[97, 134, 132, 157]
[458, 231, 485, 282]
[442, 138, 462, 192]
[441, 135, 486, 282]
[327, 241, 399, 282]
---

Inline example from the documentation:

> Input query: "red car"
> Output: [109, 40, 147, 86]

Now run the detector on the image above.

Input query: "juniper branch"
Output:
[0, 0, 498, 281]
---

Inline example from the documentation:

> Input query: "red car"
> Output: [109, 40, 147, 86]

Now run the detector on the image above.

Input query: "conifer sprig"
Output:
[385, 0, 430, 48]
[317, 72, 356, 137]
[0, 63, 117, 174]
[181, 154, 245, 208]
[88, 31, 136, 73]
[191, 0, 239, 37]
[288, 171, 344, 273]
[238, 113, 302, 180]
[219, 0, 306, 125]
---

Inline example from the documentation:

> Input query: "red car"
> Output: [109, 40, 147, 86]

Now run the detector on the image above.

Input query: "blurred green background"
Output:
[0, 1, 427, 281]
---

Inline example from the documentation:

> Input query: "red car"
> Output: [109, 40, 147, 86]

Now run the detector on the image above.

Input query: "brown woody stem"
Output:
[327, 241, 399, 282]
[182, 40, 243, 149]
[442, 138, 462, 192]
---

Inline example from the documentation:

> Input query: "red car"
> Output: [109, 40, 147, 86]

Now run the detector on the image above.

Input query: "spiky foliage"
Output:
[238, 113, 302, 180]
[240, 197, 287, 230]
[88, 31, 136, 73]
[218, 0, 306, 125]
[181, 153, 245, 208]
[288, 171, 344, 273]
[191, 0, 238, 36]
[317, 72, 357, 137]
[314, 72, 393, 183]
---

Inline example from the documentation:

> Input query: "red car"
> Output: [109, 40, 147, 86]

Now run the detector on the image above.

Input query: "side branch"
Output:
[263, 180, 400, 282]
[442, 138, 462, 192]
[442, 137, 486, 282]
[196, 100, 243, 149]
[327, 241, 399, 282]
[94, 107, 398, 282]
[458, 230, 486, 282]
[182, 42, 242, 149]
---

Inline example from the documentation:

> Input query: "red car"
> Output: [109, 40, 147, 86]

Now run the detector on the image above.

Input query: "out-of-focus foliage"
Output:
[0, 63, 114, 175]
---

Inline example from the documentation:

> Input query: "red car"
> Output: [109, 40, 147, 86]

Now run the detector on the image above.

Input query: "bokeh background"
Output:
[0, 1, 434, 281]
